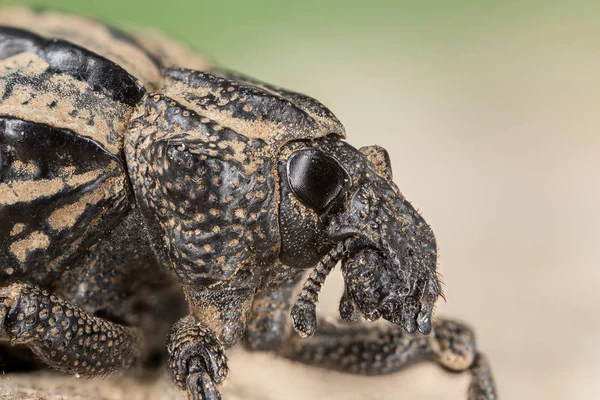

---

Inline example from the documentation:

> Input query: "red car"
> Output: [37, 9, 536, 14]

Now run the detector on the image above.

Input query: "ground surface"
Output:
[0, 348, 469, 400]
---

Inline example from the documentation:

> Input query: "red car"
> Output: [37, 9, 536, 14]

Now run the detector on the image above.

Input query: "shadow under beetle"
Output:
[0, 8, 497, 399]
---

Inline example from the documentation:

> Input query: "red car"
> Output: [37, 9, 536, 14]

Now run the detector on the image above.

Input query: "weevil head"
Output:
[278, 136, 441, 334]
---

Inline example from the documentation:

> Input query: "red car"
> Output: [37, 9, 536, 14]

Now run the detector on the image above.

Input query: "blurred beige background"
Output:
[217, 5, 600, 400]
[2, 1, 600, 399]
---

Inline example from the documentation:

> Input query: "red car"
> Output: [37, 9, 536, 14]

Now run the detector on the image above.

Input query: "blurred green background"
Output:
[1, 1, 600, 399]
[2, 1, 599, 89]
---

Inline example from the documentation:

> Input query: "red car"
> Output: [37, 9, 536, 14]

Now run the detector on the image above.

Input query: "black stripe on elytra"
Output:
[0, 116, 120, 185]
[0, 116, 129, 269]
[0, 26, 145, 107]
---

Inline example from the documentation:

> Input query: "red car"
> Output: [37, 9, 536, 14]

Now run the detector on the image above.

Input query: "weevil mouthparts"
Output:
[339, 245, 440, 336]
[378, 296, 432, 335]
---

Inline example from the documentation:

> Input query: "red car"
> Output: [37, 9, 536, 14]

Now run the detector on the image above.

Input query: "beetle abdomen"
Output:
[0, 26, 145, 155]
[0, 117, 130, 281]
[0, 26, 140, 281]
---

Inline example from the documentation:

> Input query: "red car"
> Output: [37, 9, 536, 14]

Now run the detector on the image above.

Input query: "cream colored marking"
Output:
[10, 231, 50, 262]
[60, 166, 77, 177]
[132, 103, 265, 175]
[0, 8, 162, 87]
[47, 175, 124, 231]
[12, 160, 39, 176]
[0, 169, 104, 206]
[0, 55, 128, 155]
[10, 223, 26, 236]
[212, 75, 345, 139]
[5, 267, 14, 275]
[161, 80, 284, 141]
[0, 52, 49, 74]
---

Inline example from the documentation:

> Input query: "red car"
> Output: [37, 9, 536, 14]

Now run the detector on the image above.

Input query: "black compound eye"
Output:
[287, 149, 350, 211]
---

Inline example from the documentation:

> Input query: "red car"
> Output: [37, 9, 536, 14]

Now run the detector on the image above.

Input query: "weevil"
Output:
[0, 8, 497, 400]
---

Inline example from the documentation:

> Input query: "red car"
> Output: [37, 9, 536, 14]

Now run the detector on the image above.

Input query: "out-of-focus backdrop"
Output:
[2, 1, 599, 399]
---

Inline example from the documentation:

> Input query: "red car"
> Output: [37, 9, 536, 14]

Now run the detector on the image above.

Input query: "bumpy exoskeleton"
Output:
[0, 7, 497, 400]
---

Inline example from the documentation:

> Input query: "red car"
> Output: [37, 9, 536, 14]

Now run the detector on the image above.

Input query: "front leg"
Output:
[0, 282, 140, 376]
[168, 286, 255, 400]
[244, 285, 497, 400]
[167, 316, 228, 400]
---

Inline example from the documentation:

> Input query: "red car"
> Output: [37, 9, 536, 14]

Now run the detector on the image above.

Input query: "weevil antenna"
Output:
[290, 237, 357, 337]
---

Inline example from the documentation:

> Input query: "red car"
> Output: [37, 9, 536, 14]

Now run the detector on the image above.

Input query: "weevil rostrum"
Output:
[0, 8, 497, 400]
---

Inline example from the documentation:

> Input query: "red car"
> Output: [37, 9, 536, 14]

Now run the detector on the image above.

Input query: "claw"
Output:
[186, 366, 222, 400]
[174, 339, 227, 387]
[167, 317, 228, 396]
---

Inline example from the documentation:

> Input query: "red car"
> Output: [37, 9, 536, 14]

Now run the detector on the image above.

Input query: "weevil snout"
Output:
[333, 178, 440, 335]
[279, 136, 441, 335]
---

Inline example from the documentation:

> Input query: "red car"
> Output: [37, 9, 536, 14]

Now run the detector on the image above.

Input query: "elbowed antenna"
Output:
[290, 237, 359, 338]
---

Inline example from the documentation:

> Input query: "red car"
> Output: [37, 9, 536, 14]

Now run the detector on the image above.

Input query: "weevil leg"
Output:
[167, 315, 228, 400]
[468, 353, 497, 400]
[244, 285, 496, 400]
[287, 319, 497, 399]
[0, 282, 141, 376]
[284, 318, 496, 399]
